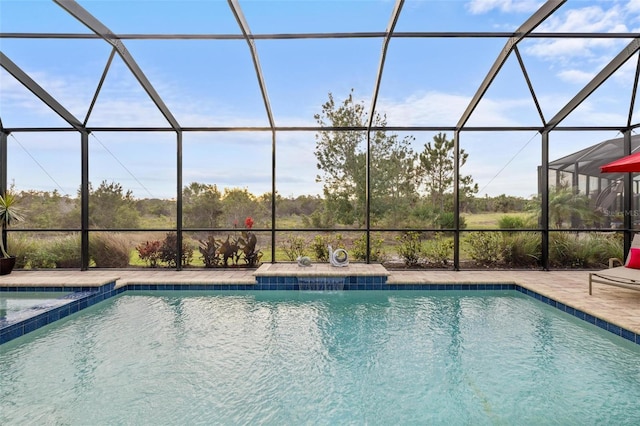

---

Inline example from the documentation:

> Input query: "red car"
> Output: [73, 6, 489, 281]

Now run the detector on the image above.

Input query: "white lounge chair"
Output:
[589, 234, 640, 295]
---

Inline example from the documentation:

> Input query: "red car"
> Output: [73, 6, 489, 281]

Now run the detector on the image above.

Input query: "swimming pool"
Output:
[1, 290, 639, 424]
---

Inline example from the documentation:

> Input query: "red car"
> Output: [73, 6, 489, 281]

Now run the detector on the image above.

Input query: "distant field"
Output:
[462, 212, 530, 229]
[140, 211, 533, 232]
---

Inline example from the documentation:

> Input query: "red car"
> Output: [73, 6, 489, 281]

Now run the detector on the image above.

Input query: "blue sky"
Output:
[1, 0, 640, 199]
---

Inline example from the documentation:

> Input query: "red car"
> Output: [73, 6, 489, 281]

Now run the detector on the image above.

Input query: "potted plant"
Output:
[0, 191, 24, 275]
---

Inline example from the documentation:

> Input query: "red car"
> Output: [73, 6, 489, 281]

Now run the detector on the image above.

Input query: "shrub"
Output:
[409, 202, 438, 224]
[7, 234, 36, 269]
[501, 233, 541, 268]
[29, 243, 58, 269]
[498, 215, 527, 229]
[160, 233, 193, 268]
[309, 234, 349, 262]
[136, 240, 162, 267]
[311, 235, 331, 261]
[197, 229, 261, 268]
[370, 233, 387, 262]
[549, 232, 598, 268]
[423, 233, 453, 266]
[238, 230, 262, 267]
[280, 233, 308, 261]
[549, 233, 622, 269]
[437, 212, 455, 229]
[352, 233, 387, 262]
[464, 232, 501, 267]
[437, 212, 466, 229]
[306, 211, 332, 228]
[591, 233, 623, 267]
[213, 235, 240, 267]
[90, 233, 131, 268]
[351, 235, 366, 261]
[567, 238, 600, 268]
[51, 234, 82, 268]
[548, 233, 599, 268]
[549, 232, 574, 267]
[396, 232, 423, 267]
[198, 235, 220, 268]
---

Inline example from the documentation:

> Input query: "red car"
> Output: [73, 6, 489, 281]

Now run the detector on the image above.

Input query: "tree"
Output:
[221, 187, 263, 228]
[17, 189, 76, 229]
[417, 132, 478, 212]
[314, 91, 365, 225]
[88, 180, 140, 228]
[275, 194, 323, 217]
[136, 197, 175, 218]
[182, 182, 223, 228]
[314, 90, 418, 225]
[370, 131, 418, 225]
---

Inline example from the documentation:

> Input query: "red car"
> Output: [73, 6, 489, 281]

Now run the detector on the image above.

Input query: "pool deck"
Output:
[1, 267, 639, 335]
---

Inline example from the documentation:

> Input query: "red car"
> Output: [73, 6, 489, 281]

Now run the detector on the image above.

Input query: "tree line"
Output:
[11, 89, 539, 230]
[13, 182, 528, 231]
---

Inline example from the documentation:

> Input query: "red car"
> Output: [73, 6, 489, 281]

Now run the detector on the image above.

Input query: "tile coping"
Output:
[255, 263, 390, 277]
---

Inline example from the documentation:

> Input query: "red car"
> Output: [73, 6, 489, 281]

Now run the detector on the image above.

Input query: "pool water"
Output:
[0, 292, 72, 318]
[1, 290, 639, 425]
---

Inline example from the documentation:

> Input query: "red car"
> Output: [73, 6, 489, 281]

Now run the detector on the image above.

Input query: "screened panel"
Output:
[88, 131, 176, 229]
[378, 38, 505, 128]
[182, 132, 271, 230]
[124, 40, 270, 127]
[548, 131, 625, 230]
[460, 131, 541, 230]
[8, 132, 80, 230]
[258, 39, 382, 127]
[241, 1, 393, 33]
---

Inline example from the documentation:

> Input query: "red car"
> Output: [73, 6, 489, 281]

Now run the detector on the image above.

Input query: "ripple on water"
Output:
[1, 291, 640, 425]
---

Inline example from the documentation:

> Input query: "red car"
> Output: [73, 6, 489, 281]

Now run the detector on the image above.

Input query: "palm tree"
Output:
[529, 183, 599, 228]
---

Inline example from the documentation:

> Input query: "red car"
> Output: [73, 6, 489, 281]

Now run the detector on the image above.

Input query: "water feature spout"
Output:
[297, 276, 345, 291]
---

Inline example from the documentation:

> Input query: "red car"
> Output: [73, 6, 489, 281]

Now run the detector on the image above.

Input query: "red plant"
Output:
[244, 216, 254, 229]
[136, 240, 162, 267]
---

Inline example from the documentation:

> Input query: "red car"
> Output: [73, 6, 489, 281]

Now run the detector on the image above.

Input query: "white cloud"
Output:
[0, 71, 77, 127]
[560, 99, 628, 127]
[527, 5, 627, 60]
[627, 0, 640, 13]
[557, 56, 637, 91]
[377, 91, 470, 126]
[525, 37, 621, 61]
[557, 68, 595, 84]
[467, 0, 543, 14]
[377, 90, 543, 127]
[613, 56, 640, 83]
[520, 2, 639, 93]
[538, 5, 625, 32]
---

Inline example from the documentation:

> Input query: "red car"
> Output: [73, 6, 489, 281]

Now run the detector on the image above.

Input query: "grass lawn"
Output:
[462, 212, 530, 229]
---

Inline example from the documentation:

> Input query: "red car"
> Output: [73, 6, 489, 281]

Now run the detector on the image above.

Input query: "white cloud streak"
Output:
[524, 3, 631, 69]
[467, 0, 543, 14]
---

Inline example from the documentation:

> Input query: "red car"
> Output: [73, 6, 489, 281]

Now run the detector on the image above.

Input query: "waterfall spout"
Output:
[297, 276, 345, 291]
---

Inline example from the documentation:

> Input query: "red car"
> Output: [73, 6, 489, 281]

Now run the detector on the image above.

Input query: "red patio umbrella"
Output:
[600, 151, 640, 173]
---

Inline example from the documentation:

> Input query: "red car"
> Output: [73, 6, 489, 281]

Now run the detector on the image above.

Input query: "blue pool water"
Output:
[1, 290, 639, 425]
